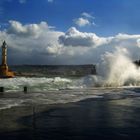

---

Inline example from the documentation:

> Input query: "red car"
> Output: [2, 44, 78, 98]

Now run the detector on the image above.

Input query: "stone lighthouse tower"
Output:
[0, 41, 14, 78]
[2, 41, 8, 68]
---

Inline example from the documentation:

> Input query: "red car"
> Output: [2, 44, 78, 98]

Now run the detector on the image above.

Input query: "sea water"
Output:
[1, 81, 140, 139]
[0, 75, 136, 111]
[0, 75, 140, 111]
[1, 48, 140, 139]
[1, 47, 140, 110]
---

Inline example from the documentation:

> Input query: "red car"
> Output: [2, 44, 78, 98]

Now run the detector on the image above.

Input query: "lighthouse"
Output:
[0, 41, 14, 78]
[2, 41, 8, 67]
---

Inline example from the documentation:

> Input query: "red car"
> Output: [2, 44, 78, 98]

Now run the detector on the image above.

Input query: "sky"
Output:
[0, 0, 140, 65]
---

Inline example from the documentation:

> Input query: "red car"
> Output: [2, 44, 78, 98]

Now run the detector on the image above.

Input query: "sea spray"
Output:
[0, 48, 140, 92]
[0, 77, 73, 92]
[1, 47, 140, 110]
[98, 47, 140, 87]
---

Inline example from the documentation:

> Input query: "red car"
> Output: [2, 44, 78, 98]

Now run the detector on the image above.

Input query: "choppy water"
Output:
[0, 75, 140, 110]
[1, 87, 140, 139]
[0, 48, 139, 110]
[1, 48, 140, 139]
[1, 75, 140, 139]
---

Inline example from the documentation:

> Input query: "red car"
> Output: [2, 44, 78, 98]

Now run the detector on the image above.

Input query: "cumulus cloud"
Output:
[74, 18, 90, 27]
[74, 12, 96, 27]
[137, 39, 140, 48]
[7, 20, 51, 38]
[81, 12, 94, 19]
[59, 27, 108, 47]
[59, 27, 140, 64]
[0, 20, 63, 64]
[0, 20, 140, 65]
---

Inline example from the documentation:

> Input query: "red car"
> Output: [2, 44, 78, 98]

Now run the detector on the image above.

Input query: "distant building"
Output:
[0, 41, 14, 78]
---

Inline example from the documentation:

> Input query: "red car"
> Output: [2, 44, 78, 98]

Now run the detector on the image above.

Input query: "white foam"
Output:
[0, 77, 73, 92]
[0, 89, 104, 110]
[1, 48, 140, 110]
[0, 99, 25, 110]
[0, 87, 139, 110]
